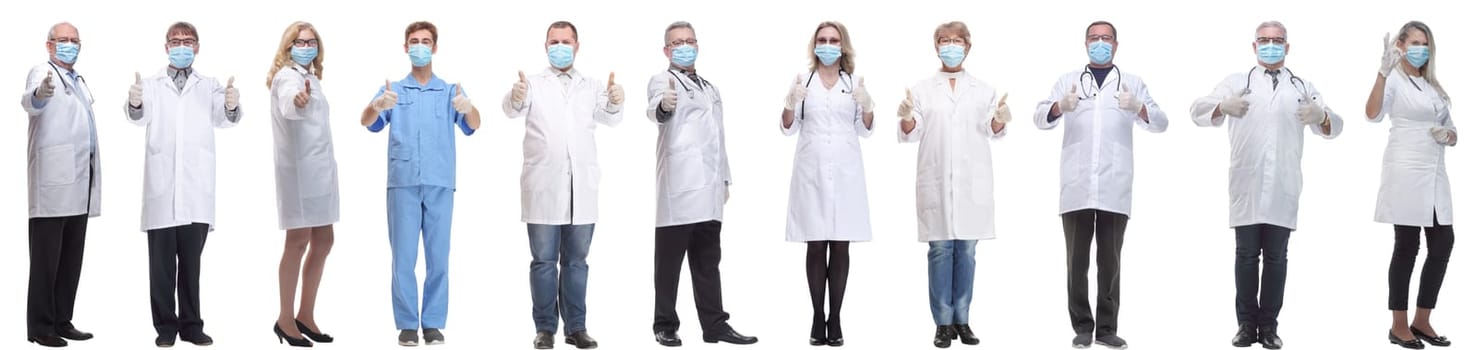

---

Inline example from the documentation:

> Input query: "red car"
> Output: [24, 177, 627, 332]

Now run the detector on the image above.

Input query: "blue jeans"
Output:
[928, 240, 977, 326]
[528, 224, 595, 335]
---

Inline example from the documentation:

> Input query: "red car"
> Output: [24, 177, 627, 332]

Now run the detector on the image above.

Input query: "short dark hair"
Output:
[166, 21, 198, 41]
[548, 21, 578, 41]
[1086, 21, 1117, 39]
[405, 21, 438, 43]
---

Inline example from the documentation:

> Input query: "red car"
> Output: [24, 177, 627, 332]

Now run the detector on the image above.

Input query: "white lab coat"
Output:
[1190, 66, 1343, 230]
[645, 68, 731, 227]
[270, 65, 339, 230]
[1034, 68, 1168, 216]
[1371, 69, 1454, 227]
[898, 71, 1005, 242]
[21, 63, 101, 218]
[782, 71, 873, 242]
[125, 67, 241, 232]
[502, 67, 623, 225]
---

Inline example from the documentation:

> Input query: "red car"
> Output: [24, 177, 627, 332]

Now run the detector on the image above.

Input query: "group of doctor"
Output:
[18, 16, 1455, 350]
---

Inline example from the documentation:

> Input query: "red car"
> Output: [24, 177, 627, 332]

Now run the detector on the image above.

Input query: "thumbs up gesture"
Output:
[129, 72, 144, 108]
[606, 72, 624, 105]
[852, 77, 874, 113]
[294, 80, 312, 108]
[1295, 91, 1324, 125]
[897, 88, 915, 122]
[224, 76, 239, 110]
[35, 71, 55, 99]
[372, 80, 398, 112]
[511, 71, 529, 105]
[993, 92, 1012, 124]
[452, 84, 474, 114]
[784, 74, 807, 111]
[660, 78, 678, 112]
[1117, 89, 1143, 115]
[1058, 85, 1079, 113]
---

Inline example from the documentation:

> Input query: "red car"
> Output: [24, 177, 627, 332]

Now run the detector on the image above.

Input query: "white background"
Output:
[1, 0, 1472, 349]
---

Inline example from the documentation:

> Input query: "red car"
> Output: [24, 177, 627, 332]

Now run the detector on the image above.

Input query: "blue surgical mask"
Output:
[671, 44, 697, 68]
[291, 47, 318, 66]
[1087, 40, 1113, 65]
[408, 44, 433, 68]
[814, 44, 842, 66]
[938, 44, 966, 68]
[168, 46, 195, 69]
[1405, 45, 1429, 68]
[1256, 43, 1285, 65]
[547, 44, 575, 69]
[54, 43, 79, 64]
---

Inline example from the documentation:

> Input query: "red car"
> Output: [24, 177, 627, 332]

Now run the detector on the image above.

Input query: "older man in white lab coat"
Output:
[643, 21, 757, 347]
[501, 20, 621, 350]
[1189, 21, 1342, 350]
[21, 22, 100, 348]
[125, 22, 241, 348]
[1032, 21, 1167, 350]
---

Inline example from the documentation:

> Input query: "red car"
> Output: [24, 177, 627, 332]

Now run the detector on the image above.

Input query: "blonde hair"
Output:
[1398, 21, 1446, 99]
[265, 21, 323, 88]
[933, 21, 971, 46]
[807, 21, 856, 73]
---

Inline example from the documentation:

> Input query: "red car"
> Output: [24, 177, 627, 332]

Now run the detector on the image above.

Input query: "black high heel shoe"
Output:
[1391, 330, 1425, 349]
[1411, 326, 1451, 347]
[826, 318, 843, 347]
[809, 319, 826, 346]
[275, 323, 313, 347]
[296, 320, 334, 343]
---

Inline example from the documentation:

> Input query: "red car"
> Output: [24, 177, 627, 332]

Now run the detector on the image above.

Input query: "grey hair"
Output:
[1255, 21, 1287, 40]
[663, 21, 694, 45]
[47, 22, 75, 41]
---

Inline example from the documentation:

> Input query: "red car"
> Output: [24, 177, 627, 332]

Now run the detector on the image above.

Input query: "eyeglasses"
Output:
[667, 38, 697, 47]
[936, 37, 967, 45]
[816, 37, 842, 45]
[1086, 34, 1115, 42]
[293, 39, 319, 48]
[50, 37, 81, 45]
[167, 39, 198, 48]
[1255, 37, 1287, 45]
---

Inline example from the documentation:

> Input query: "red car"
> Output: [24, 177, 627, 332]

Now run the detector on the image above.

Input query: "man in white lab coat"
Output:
[21, 22, 99, 348]
[1189, 21, 1342, 350]
[501, 20, 622, 350]
[1032, 21, 1167, 350]
[125, 22, 242, 348]
[644, 21, 757, 347]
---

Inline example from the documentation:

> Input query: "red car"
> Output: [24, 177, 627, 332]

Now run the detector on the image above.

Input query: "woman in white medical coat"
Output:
[265, 22, 338, 347]
[778, 21, 873, 347]
[1365, 21, 1455, 349]
[897, 21, 1009, 348]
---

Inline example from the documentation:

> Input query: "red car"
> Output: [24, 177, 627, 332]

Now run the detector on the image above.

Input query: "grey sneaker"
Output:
[398, 330, 419, 347]
[1072, 333, 1092, 348]
[1095, 334, 1128, 350]
[423, 328, 445, 345]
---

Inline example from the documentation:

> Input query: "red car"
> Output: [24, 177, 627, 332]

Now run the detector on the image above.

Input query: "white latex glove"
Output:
[1296, 102, 1325, 125]
[511, 71, 529, 106]
[372, 80, 399, 112]
[784, 75, 806, 110]
[1379, 33, 1402, 77]
[661, 78, 678, 112]
[1058, 85, 1078, 113]
[1431, 127, 1456, 146]
[1219, 94, 1250, 118]
[1118, 90, 1143, 115]
[852, 77, 874, 113]
[224, 77, 239, 110]
[606, 72, 624, 105]
[897, 88, 915, 122]
[452, 84, 473, 114]
[35, 71, 55, 99]
[993, 92, 1012, 124]
[129, 72, 143, 107]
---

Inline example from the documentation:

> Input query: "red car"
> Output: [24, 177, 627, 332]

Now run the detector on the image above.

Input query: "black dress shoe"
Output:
[654, 330, 681, 347]
[953, 324, 979, 345]
[295, 320, 333, 343]
[1257, 326, 1282, 349]
[703, 327, 758, 345]
[274, 323, 312, 347]
[181, 332, 214, 346]
[156, 335, 176, 348]
[810, 319, 826, 346]
[565, 331, 598, 349]
[825, 318, 843, 347]
[57, 326, 92, 341]
[533, 332, 553, 349]
[933, 326, 956, 348]
[1231, 324, 1258, 347]
[28, 335, 67, 347]
[1391, 330, 1425, 349]
[1412, 326, 1451, 347]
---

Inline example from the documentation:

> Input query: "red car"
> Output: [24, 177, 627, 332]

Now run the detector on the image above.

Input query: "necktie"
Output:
[172, 68, 190, 91]
[685, 71, 704, 91]
[1265, 69, 1281, 90]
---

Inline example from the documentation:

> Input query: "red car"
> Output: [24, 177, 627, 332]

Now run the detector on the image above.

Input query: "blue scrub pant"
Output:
[388, 185, 453, 330]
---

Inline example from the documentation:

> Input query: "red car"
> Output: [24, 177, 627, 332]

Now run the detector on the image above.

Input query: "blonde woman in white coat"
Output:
[1365, 21, 1454, 349]
[266, 21, 337, 348]
[779, 21, 873, 347]
[897, 21, 1009, 349]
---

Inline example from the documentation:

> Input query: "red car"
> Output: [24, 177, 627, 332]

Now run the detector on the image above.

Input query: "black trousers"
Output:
[1389, 213, 1455, 310]
[148, 223, 210, 337]
[653, 220, 731, 334]
[1234, 224, 1290, 327]
[1061, 209, 1128, 336]
[27, 214, 89, 337]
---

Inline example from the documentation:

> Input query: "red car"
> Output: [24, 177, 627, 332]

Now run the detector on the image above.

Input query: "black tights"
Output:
[1389, 214, 1456, 311]
[807, 241, 850, 340]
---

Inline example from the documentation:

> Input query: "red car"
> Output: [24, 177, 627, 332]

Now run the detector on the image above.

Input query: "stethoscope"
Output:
[666, 69, 710, 99]
[1075, 65, 1121, 100]
[48, 61, 90, 98]
[797, 70, 854, 120]
[1242, 66, 1309, 100]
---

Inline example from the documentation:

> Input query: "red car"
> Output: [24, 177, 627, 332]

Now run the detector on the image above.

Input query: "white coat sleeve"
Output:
[1135, 78, 1169, 133]
[271, 71, 305, 121]
[645, 74, 668, 124]
[594, 78, 623, 127]
[502, 80, 530, 119]
[1034, 74, 1069, 130]
[898, 86, 924, 143]
[1302, 81, 1342, 139]
[1369, 78, 1397, 123]
[1190, 74, 1239, 127]
[21, 66, 49, 116]
[211, 77, 241, 128]
[714, 85, 732, 186]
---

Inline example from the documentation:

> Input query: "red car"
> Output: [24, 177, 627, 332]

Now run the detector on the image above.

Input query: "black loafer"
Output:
[27, 335, 67, 347]
[1257, 326, 1282, 349]
[181, 332, 213, 346]
[703, 327, 757, 345]
[156, 335, 176, 348]
[58, 326, 93, 341]
[564, 331, 598, 349]
[654, 330, 681, 347]
[1391, 330, 1425, 349]
[1231, 324, 1258, 348]
[1412, 326, 1451, 347]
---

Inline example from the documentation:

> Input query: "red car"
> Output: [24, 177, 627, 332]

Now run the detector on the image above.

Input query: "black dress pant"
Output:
[653, 220, 731, 335]
[1389, 213, 1455, 310]
[1234, 224, 1290, 327]
[1061, 209, 1128, 336]
[27, 214, 89, 337]
[148, 223, 210, 338]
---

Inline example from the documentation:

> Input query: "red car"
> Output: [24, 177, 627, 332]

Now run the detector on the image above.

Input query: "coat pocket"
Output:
[37, 144, 77, 187]
[664, 150, 708, 193]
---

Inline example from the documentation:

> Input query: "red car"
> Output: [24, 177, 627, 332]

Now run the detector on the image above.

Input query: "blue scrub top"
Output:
[367, 73, 476, 190]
